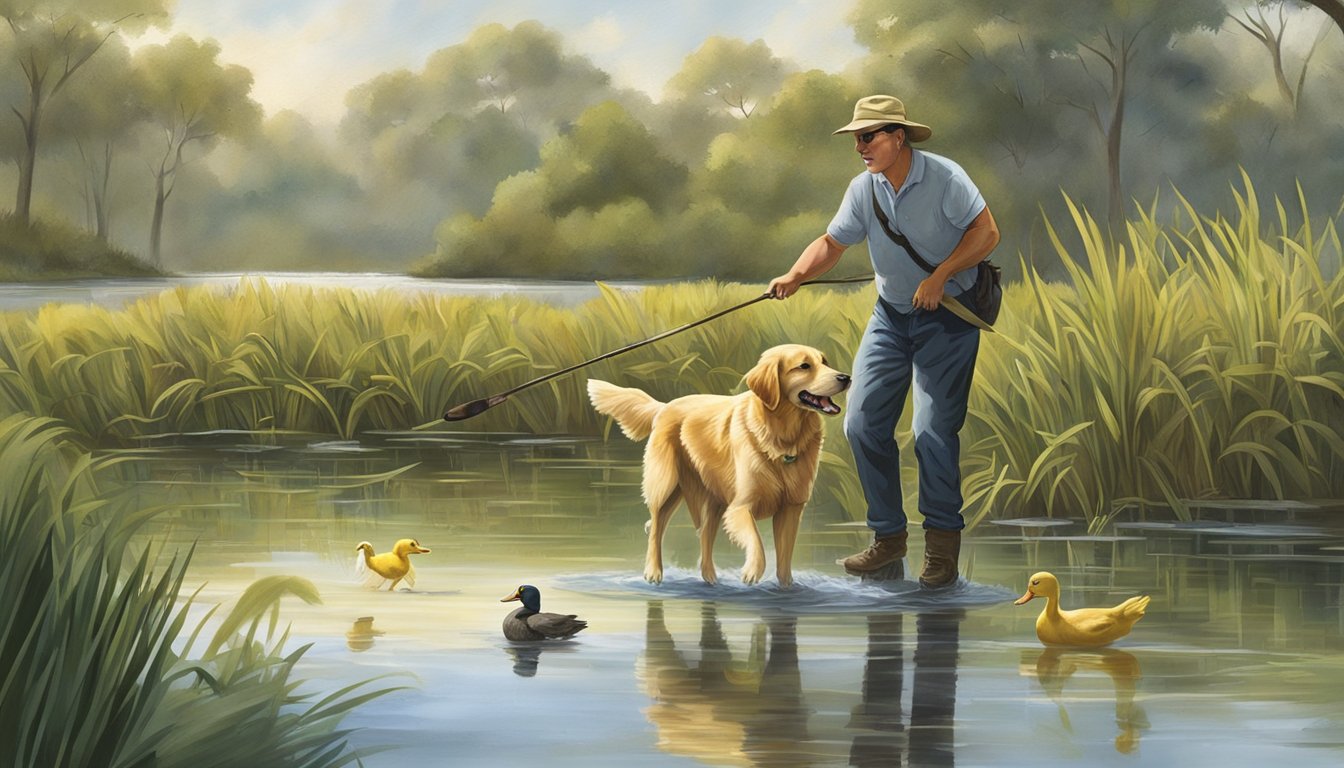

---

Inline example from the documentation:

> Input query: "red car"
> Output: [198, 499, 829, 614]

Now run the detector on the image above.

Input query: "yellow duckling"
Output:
[1014, 571, 1150, 647]
[354, 539, 430, 591]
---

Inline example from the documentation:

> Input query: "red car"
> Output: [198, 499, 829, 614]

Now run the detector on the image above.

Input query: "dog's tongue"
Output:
[801, 391, 842, 415]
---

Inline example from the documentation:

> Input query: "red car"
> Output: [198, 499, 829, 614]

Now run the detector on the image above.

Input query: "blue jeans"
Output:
[843, 290, 981, 535]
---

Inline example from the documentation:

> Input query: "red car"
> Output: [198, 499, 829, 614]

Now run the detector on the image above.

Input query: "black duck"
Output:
[500, 584, 587, 641]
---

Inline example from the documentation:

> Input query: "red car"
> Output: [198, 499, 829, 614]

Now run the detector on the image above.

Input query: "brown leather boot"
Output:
[839, 530, 908, 573]
[919, 528, 962, 588]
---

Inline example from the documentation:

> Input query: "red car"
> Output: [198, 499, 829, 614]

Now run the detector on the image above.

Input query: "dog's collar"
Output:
[781, 454, 797, 464]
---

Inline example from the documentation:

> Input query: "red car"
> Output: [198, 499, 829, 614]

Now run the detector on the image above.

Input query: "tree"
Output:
[337, 21, 625, 264]
[665, 36, 792, 119]
[1301, 0, 1344, 37]
[846, 0, 1225, 232]
[134, 35, 261, 265]
[47, 35, 142, 241]
[538, 100, 687, 216]
[694, 70, 859, 223]
[1234, 1, 1334, 114]
[0, 0, 167, 224]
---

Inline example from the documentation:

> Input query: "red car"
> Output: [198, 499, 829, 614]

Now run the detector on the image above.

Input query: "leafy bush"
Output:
[0, 214, 160, 280]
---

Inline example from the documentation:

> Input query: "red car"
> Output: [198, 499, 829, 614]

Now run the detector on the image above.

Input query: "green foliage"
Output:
[540, 100, 689, 216]
[665, 36, 793, 118]
[6, 180, 1340, 531]
[419, 71, 859, 280]
[0, 213, 160, 279]
[0, 414, 396, 767]
[958, 176, 1344, 529]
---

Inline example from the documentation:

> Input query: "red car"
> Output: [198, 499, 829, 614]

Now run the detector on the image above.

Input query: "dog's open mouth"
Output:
[798, 390, 842, 415]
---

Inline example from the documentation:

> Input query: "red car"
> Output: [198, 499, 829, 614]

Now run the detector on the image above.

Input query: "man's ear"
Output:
[745, 355, 782, 411]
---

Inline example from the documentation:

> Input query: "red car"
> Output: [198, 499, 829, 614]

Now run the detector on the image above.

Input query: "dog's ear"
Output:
[745, 354, 782, 411]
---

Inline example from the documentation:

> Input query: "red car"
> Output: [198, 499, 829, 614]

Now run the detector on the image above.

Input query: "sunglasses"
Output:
[857, 124, 902, 144]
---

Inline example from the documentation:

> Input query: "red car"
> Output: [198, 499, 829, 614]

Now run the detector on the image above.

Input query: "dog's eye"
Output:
[799, 363, 811, 370]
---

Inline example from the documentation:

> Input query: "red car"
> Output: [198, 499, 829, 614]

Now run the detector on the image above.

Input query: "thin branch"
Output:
[1295, 16, 1334, 111]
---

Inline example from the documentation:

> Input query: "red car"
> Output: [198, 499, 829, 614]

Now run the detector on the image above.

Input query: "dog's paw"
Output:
[740, 563, 765, 585]
[644, 566, 664, 584]
[700, 564, 718, 585]
[776, 574, 793, 589]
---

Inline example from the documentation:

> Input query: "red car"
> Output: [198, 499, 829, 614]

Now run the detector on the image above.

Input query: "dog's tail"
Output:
[587, 379, 664, 441]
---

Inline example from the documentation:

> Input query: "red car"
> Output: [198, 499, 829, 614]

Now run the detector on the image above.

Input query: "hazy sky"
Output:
[131, 0, 864, 124]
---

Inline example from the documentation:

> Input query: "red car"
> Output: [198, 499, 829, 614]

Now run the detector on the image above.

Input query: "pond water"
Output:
[123, 431, 1344, 767]
[0, 273, 643, 312]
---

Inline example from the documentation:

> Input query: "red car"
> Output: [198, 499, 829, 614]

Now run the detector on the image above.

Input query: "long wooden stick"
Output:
[442, 276, 874, 422]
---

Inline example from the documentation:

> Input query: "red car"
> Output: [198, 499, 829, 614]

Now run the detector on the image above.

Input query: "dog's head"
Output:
[744, 344, 850, 414]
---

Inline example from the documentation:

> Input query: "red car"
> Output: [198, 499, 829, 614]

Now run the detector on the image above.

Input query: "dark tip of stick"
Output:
[443, 398, 491, 422]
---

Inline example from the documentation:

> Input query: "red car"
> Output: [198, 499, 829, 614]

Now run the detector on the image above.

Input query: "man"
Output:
[767, 94, 999, 588]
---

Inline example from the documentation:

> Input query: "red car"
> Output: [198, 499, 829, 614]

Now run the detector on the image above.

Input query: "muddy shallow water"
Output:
[127, 432, 1344, 767]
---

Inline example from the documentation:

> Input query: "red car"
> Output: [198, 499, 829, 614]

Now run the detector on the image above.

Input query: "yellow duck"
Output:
[1014, 571, 1150, 647]
[354, 539, 430, 591]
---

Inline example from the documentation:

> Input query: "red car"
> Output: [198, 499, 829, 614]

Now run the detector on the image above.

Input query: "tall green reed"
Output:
[0, 414, 396, 767]
[0, 177, 1338, 529]
[962, 176, 1342, 529]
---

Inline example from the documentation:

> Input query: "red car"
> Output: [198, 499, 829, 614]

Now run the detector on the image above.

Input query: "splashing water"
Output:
[555, 566, 1016, 614]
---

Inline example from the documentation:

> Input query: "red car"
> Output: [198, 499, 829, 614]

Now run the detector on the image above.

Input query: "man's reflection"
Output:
[1024, 647, 1148, 753]
[638, 601, 809, 767]
[849, 609, 965, 767]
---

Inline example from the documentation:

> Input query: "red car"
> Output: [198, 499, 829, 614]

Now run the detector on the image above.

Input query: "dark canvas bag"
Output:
[870, 186, 1002, 325]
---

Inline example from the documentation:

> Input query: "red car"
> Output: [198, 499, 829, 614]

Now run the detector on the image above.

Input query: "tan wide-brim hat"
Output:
[833, 94, 932, 142]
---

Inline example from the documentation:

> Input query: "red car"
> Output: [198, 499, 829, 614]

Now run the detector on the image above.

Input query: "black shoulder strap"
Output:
[870, 183, 936, 274]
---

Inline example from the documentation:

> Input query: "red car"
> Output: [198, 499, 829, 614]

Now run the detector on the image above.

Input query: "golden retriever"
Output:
[587, 344, 850, 587]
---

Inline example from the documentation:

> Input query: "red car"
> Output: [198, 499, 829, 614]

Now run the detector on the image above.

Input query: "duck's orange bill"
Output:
[500, 589, 522, 603]
[1013, 589, 1036, 605]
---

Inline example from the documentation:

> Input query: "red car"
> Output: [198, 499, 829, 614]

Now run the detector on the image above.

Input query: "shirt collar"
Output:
[875, 148, 926, 194]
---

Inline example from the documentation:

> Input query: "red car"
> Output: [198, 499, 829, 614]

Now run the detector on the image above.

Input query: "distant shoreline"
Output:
[0, 272, 654, 313]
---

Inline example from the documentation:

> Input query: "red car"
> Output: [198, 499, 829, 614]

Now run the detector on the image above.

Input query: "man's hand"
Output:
[912, 274, 947, 311]
[767, 273, 804, 299]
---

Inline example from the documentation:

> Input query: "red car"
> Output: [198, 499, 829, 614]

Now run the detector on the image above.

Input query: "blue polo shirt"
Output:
[827, 149, 985, 313]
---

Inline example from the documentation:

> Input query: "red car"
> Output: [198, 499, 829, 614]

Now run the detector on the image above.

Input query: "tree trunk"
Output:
[1268, 40, 1295, 109]
[1304, 0, 1344, 38]
[1105, 46, 1128, 232]
[150, 170, 167, 266]
[14, 89, 43, 226]
[94, 143, 113, 242]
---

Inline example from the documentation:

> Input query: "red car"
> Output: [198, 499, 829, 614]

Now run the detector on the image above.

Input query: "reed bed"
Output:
[0, 179, 1339, 529]
[0, 414, 395, 767]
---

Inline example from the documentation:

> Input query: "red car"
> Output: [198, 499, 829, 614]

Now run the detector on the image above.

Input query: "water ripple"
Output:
[554, 567, 1016, 614]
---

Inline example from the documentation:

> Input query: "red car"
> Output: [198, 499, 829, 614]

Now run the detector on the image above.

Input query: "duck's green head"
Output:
[500, 584, 542, 612]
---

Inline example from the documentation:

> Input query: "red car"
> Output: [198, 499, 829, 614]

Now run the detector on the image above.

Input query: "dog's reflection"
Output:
[1021, 647, 1148, 753]
[848, 609, 965, 767]
[638, 601, 809, 767]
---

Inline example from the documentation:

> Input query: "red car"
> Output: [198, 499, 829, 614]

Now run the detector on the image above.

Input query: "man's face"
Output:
[854, 124, 904, 176]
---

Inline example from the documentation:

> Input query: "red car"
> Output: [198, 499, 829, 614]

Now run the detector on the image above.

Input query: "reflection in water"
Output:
[638, 601, 809, 767]
[1022, 647, 1148, 754]
[506, 644, 545, 677]
[112, 434, 1344, 765]
[502, 641, 582, 678]
[849, 610, 965, 767]
[345, 616, 384, 652]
